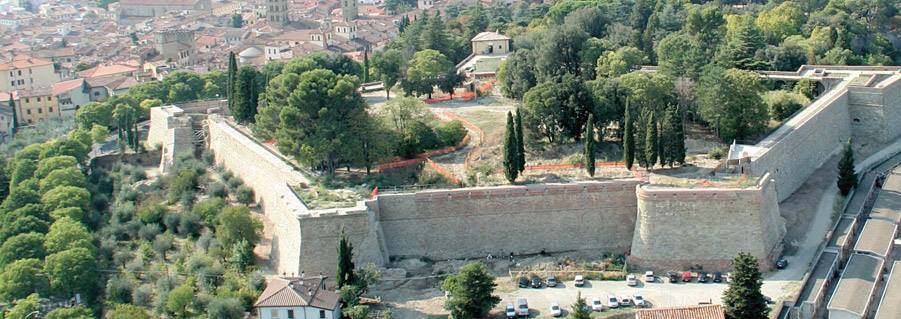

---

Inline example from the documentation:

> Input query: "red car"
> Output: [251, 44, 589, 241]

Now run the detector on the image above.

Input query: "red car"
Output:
[681, 271, 692, 282]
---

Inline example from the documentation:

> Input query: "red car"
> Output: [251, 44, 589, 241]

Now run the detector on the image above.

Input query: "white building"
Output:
[254, 276, 341, 319]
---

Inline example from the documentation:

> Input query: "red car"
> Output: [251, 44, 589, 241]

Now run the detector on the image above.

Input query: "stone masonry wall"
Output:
[297, 202, 389, 276]
[146, 106, 194, 173]
[375, 180, 641, 260]
[848, 75, 901, 145]
[207, 116, 307, 276]
[630, 174, 785, 271]
[749, 81, 852, 201]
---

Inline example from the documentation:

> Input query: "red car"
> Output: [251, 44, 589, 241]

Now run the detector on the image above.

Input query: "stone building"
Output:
[154, 29, 197, 65]
[1, 88, 63, 126]
[51, 78, 90, 118]
[0, 54, 58, 92]
[117, 0, 211, 22]
[417, 0, 434, 9]
[253, 276, 341, 319]
[471, 31, 510, 55]
[266, 0, 288, 26]
[341, 0, 357, 21]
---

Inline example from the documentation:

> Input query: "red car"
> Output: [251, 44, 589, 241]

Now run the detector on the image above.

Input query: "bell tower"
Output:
[341, 0, 357, 21]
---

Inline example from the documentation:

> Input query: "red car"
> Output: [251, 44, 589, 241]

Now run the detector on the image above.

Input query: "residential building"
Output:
[52, 78, 89, 117]
[3, 88, 63, 126]
[417, 0, 433, 9]
[77, 63, 139, 79]
[0, 54, 58, 92]
[254, 276, 341, 319]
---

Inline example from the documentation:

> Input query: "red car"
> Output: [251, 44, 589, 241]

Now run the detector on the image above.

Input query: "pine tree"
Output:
[837, 139, 857, 195]
[227, 52, 237, 114]
[570, 292, 591, 319]
[644, 111, 658, 169]
[515, 109, 525, 173]
[623, 99, 634, 170]
[503, 111, 519, 183]
[723, 252, 769, 319]
[584, 114, 596, 177]
[336, 228, 356, 288]
[362, 50, 370, 83]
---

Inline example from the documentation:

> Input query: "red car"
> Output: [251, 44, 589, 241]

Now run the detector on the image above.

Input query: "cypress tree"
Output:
[362, 50, 370, 83]
[584, 114, 596, 177]
[837, 139, 857, 195]
[515, 109, 525, 173]
[227, 52, 238, 118]
[623, 99, 634, 170]
[503, 111, 519, 183]
[644, 111, 658, 169]
[8, 95, 18, 137]
[336, 228, 356, 288]
[233, 66, 259, 123]
[723, 252, 769, 319]
[671, 104, 685, 166]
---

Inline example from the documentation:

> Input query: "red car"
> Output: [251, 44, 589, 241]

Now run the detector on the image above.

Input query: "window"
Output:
[36, 97, 40, 102]
[26, 109, 31, 115]
[319, 310, 326, 318]
[24, 98, 29, 103]
[287, 310, 294, 318]
[94, 91, 100, 96]
[17, 70, 21, 76]
[48, 107, 53, 112]
[270, 309, 280, 319]
[37, 108, 42, 114]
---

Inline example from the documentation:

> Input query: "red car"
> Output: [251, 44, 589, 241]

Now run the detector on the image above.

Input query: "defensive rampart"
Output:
[374, 180, 640, 260]
[731, 69, 900, 201]
[630, 174, 785, 271]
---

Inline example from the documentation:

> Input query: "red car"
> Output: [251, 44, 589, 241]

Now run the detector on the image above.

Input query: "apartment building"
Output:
[0, 54, 58, 92]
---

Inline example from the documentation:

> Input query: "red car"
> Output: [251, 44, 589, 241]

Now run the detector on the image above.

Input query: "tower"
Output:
[341, 0, 357, 21]
[267, 0, 289, 26]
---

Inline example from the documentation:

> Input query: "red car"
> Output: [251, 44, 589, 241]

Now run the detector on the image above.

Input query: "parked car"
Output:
[549, 302, 563, 317]
[698, 272, 709, 283]
[619, 295, 633, 307]
[574, 275, 585, 287]
[633, 293, 647, 308]
[712, 272, 723, 283]
[547, 276, 558, 287]
[607, 295, 620, 308]
[776, 258, 789, 269]
[681, 271, 692, 282]
[530, 275, 542, 288]
[518, 277, 529, 288]
[626, 274, 638, 286]
[590, 297, 604, 311]
[516, 298, 529, 317]
[667, 272, 679, 283]
[505, 304, 517, 319]
[644, 271, 655, 283]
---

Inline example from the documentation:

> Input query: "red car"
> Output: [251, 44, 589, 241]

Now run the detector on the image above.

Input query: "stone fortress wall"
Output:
[734, 67, 901, 201]
[630, 174, 784, 270]
[149, 66, 900, 275]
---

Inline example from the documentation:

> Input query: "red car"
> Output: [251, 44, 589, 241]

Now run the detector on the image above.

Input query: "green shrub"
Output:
[168, 170, 199, 204]
[208, 182, 228, 198]
[193, 198, 227, 227]
[708, 147, 725, 160]
[235, 186, 254, 204]
[226, 176, 243, 190]
[138, 204, 167, 225]
[435, 120, 467, 147]
[763, 90, 810, 121]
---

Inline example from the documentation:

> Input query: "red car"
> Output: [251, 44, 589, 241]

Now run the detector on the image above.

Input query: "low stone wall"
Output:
[374, 180, 641, 260]
[630, 174, 785, 271]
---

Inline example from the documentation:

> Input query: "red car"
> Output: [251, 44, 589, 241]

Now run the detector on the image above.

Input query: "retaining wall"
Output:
[630, 174, 785, 271]
[374, 180, 640, 260]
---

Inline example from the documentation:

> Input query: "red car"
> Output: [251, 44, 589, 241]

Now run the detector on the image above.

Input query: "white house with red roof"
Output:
[254, 276, 342, 319]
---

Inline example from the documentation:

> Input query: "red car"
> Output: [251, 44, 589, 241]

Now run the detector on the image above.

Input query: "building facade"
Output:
[254, 277, 341, 319]
[0, 55, 58, 92]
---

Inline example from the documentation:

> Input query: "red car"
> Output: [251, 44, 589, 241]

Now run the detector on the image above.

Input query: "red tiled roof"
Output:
[636, 305, 726, 319]
[119, 0, 201, 6]
[52, 78, 85, 96]
[77, 64, 138, 78]
[0, 54, 53, 71]
[254, 277, 340, 310]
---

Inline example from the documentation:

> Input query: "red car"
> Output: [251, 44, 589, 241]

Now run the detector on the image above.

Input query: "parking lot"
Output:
[496, 274, 792, 318]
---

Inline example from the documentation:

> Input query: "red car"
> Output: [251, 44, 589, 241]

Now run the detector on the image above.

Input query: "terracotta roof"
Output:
[119, 0, 201, 6]
[471, 31, 510, 42]
[636, 305, 726, 319]
[77, 64, 138, 78]
[254, 277, 340, 310]
[52, 78, 85, 96]
[0, 54, 53, 71]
